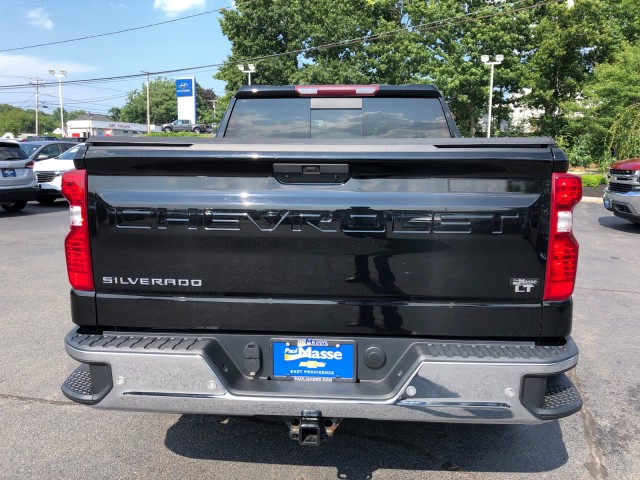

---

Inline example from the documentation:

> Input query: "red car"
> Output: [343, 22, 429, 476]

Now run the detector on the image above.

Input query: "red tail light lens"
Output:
[25, 161, 34, 169]
[61, 170, 94, 291]
[543, 173, 582, 301]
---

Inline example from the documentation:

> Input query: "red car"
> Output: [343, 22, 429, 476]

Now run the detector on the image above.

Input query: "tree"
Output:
[524, 0, 619, 137]
[108, 107, 122, 121]
[215, 1, 416, 89]
[118, 77, 216, 125]
[406, 0, 538, 136]
[607, 104, 640, 160]
[119, 77, 177, 125]
[214, 1, 547, 136]
[582, 41, 640, 160]
[0, 105, 35, 135]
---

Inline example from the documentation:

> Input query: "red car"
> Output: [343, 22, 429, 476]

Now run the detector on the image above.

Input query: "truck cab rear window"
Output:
[224, 97, 452, 138]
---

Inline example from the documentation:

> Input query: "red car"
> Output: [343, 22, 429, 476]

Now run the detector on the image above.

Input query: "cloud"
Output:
[154, 0, 206, 16]
[26, 8, 54, 30]
[0, 53, 99, 79]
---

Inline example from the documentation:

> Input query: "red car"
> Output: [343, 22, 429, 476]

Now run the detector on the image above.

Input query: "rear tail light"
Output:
[543, 173, 582, 301]
[25, 161, 34, 169]
[61, 169, 94, 291]
[295, 85, 379, 96]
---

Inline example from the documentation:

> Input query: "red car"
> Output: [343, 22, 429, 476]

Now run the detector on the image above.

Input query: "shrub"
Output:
[581, 174, 607, 187]
[566, 135, 593, 168]
[138, 132, 214, 138]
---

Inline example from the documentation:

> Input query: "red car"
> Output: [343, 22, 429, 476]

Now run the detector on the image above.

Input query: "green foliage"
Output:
[581, 174, 607, 186]
[566, 135, 593, 168]
[0, 104, 85, 135]
[108, 107, 122, 120]
[215, 0, 635, 138]
[406, 0, 536, 136]
[0, 104, 36, 134]
[524, 0, 619, 138]
[4, 0, 639, 144]
[141, 131, 214, 137]
[607, 103, 640, 160]
[579, 42, 640, 160]
[215, 0, 414, 91]
[118, 77, 217, 126]
[119, 77, 177, 125]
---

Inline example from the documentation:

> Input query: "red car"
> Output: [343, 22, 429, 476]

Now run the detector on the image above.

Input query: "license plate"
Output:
[1, 169, 16, 178]
[272, 338, 356, 382]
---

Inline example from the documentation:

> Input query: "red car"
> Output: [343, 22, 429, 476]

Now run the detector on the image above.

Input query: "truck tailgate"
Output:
[81, 138, 563, 338]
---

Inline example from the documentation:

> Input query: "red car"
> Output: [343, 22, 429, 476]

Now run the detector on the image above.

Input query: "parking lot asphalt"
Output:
[0, 199, 638, 480]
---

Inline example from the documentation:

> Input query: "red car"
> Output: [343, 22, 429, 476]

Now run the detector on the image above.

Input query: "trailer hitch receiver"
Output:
[286, 410, 342, 446]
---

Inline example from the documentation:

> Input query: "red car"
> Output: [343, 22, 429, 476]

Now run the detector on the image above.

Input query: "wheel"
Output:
[163, 127, 172, 133]
[37, 197, 57, 205]
[1, 201, 27, 212]
[193, 127, 201, 134]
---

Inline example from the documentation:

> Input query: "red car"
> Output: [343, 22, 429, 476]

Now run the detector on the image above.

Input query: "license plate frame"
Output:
[271, 338, 356, 382]
[1, 168, 16, 178]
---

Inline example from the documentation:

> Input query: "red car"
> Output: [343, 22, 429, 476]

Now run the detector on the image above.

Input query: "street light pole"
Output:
[237, 64, 256, 85]
[481, 55, 504, 138]
[48, 69, 67, 136]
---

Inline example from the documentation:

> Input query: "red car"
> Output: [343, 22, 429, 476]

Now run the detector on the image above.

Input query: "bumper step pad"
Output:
[521, 372, 582, 420]
[62, 363, 112, 405]
[544, 382, 581, 411]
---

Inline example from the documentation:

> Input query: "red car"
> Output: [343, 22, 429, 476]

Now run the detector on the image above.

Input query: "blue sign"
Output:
[175, 79, 193, 97]
[272, 339, 355, 382]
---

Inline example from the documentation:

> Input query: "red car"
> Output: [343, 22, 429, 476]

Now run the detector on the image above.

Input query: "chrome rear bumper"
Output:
[63, 329, 581, 424]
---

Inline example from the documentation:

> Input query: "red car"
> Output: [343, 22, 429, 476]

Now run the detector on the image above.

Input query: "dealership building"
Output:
[66, 114, 159, 137]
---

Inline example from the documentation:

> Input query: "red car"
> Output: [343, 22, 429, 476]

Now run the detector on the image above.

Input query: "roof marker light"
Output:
[295, 85, 380, 97]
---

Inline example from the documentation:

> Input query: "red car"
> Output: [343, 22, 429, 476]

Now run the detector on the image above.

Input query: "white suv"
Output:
[34, 144, 81, 204]
[0, 141, 38, 212]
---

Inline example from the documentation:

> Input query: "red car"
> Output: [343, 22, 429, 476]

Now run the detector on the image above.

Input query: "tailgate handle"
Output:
[273, 163, 350, 184]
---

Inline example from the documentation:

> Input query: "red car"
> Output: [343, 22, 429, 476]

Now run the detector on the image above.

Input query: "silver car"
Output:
[0, 141, 38, 212]
[19, 141, 77, 162]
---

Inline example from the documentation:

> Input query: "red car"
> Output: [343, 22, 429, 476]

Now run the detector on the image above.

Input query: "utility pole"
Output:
[142, 71, 151, 133]
[31, 77, 42, 135]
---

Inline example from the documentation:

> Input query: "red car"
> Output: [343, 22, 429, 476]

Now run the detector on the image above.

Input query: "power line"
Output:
[18, 92, 35, 108]
[79, 83, 133, 94]
[0, 2, 238, 53]
[39, 93, 127, 108]
[0, 0, 564, 93]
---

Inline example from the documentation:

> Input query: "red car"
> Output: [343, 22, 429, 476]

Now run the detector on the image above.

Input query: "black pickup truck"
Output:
[61, 85, 583, 446]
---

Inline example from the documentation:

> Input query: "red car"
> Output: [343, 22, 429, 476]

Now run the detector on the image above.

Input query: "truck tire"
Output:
[163, 127, 172, 133]
[1, 201, 27, 212]
[193, 127, 201, 134]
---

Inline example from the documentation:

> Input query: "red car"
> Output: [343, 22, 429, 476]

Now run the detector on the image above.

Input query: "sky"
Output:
[0, 0, 233, 117]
